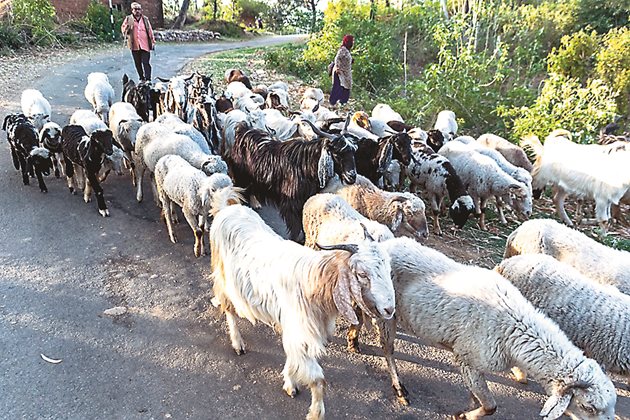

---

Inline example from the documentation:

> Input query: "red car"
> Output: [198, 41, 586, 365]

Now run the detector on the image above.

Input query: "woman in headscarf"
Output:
[329, 34, 354, 107]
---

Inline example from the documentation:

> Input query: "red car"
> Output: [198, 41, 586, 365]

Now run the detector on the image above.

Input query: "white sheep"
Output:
[301, 87, 324, 111]
[98, 144, 126, 182]
[155, 154, 242, 257]
[70, 109, 108, 134]
[209, 202, 395, 420]
[504, 218, 630, 294]
[220, 109, 267, 155]
[356, 237, 617, 419]
[84, 72, 114, 125]
[324, 175, 429, 241]
[134, 122, 228, 204]
[302, 193, 394, 249]
[434, 110, 457, 142]
[225, 81, 252, 100]
[268, 81, 289, 92]
[371, 103, 404, 123]
[406, 146, 475, 235]
[266, 88, 289, 110]
[20, 89, 51, 132]
[496, 254, 630, 384]
[439, 140, 532, 230]
[155, 112, 212, 155]
[521, 130, 630, 231]
[476, 133, 533, 172]
[108, 101, 143, 166]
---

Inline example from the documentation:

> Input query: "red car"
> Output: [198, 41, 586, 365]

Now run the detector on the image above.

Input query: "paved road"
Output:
[1, 36, 628, 420]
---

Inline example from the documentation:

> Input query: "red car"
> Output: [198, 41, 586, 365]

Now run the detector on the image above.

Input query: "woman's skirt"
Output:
[330, 73, 350, 105]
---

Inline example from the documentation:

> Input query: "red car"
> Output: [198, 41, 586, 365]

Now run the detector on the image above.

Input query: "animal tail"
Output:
[210, 186, 245, 217]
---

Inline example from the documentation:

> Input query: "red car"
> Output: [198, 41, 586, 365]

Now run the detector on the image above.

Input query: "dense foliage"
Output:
[11, 0, 57, 45]
[266, 0, 629, 142]
[79, 0, 125, 42]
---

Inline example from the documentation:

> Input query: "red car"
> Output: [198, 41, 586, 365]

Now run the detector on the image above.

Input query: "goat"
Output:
[353, 132, 413, 185]
[122, 74, 152, 122]
[224, 68, 252, 89]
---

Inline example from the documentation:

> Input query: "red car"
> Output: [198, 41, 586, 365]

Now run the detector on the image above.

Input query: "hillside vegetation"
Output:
[265, 0, 629, 143]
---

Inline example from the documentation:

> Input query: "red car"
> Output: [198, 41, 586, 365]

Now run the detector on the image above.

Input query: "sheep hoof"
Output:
[284, 385, 299, 398]
[170, 236, 178, 244]
[40, 188, 48, 193]
[347, 342, 360, 354]
[69, 188, 76, 195]
[394, 385, 409, 406]
[233, 346, 245, 356]
[99, 209, 110, 217]
[84, 196, 92, 203]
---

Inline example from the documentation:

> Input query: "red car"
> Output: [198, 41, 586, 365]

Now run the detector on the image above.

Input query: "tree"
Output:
[172, 0, 190, 29]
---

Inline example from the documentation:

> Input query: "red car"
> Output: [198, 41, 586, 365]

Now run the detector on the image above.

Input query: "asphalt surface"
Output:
[1, 35, 628, 420]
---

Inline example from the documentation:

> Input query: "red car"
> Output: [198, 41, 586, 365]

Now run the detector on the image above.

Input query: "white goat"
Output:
[84, 72, 114, 125]
[355, 237, 617, 419]
[496, 254, 630, 384]
[155, 154, 242, 257]
[504, 218, 630, 294]
[209, 203, 395, 420]
[434, 110, 457, 142]
[302, 193, 394, 249]
[324, 175, 429, 241]
[21, 89, 51, 132]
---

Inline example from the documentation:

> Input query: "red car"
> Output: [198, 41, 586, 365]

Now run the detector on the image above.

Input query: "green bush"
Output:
[500, 73, 618, 144]
[12, 0, 56, 45]
[197, 19, 246, 38]
[82, 0, 124, 41]
[574, 0, 629, 34]
[547, 30, 599, 83]
[0, 21, 25, 54]
[595, 27, 630, 117]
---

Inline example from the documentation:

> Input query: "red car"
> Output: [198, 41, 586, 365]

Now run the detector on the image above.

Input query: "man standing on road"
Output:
[121, 2, 156, 82]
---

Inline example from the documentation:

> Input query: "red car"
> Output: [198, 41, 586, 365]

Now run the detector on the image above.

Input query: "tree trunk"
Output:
[440, 0, 449, 20]
[213, 0, 218, 20]
[309, 0, 316, 32]
[172, 0, 191, 29]
[370, 0, 376, 20]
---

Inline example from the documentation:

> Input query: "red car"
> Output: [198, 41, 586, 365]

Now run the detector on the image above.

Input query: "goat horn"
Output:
[341, 114, 352, 133]
[301, 118, 335, 139]
[316, 242, 359, 254]
[156, 77, 169, 82]
[360, 223, 375, 242]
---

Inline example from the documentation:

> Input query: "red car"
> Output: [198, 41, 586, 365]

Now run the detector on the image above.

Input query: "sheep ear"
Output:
[391, 208, 404, 232]
[333, 269, 359, 325]
[539, 393, 572, 419]
[378, 142, 394, 172]
[318, 146, 334, 188]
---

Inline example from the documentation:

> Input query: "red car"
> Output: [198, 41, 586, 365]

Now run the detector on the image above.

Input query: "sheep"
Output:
[3, 113, 52, 193]
[266, 88, 289, 110]
[224, 68, 252, 89]
[39, 122, 64, 178]
[155, 154, 242, 257]
[382, 159, 401, 192]
[225, 81, 252, 100]
[155, 112, 212, 155]
[84, 72, 115, 125]
[476, 133, 533, 172]
[108, 101, 143, 168]
[61, 124, 113, 217]
[134, 122, 228, 204]
[219, 109, 267, 155]
[439, 141, 532, 230]
[20, 89, 51, 132]
[504, 218, 630, 294]
[324, 175, 429, 241]
[225, 120, 358, 242]
[521, 130, 630, 231]
[122, 74, 151, 122]
[406, 147, 474, 235]
[302, 193, 394, 249]
[434, 110, 457, 142]
[150, 80, 168, 120]
[301, 87, 324, 111]
[161, 75, 191, 120]
[330, 112, 379, 141]
[99, 145, 126, 182]
[70, 109, 108, 135]
[496, 254, 630, 384]
[355, 237, 617, 419]
[209, 202, 395, 420]
[268, 81, 289, 92]
[371, 103, 404, 123]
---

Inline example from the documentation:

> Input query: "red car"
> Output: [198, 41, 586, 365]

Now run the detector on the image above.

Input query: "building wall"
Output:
[50, 0, 164, 28]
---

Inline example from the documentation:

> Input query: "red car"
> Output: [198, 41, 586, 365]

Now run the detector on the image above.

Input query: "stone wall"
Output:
[153, 29, 221, 43]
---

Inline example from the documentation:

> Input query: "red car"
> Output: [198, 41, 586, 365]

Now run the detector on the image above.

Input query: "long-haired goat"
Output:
[210, 202, 394, 420]
[353, 132, 413, 185]
[225, 119, 358, 242]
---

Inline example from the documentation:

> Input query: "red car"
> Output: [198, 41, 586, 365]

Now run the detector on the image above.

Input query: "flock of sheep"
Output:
[3, 65, 630, 420]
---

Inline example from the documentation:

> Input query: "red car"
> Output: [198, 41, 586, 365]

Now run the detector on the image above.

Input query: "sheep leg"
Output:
[84, 177, 93, 203]
[150, 173, 161, 208]
[495, 196, 507, 225]
[431, 195, 443, 236]
[306, 378, 326, 420]
[346, 305, 365, 353]
[454, 363, 496, 419]
[135, 161, 145, 203]
[84, 169, 109, 217]
[34, 168, 47, 193]
[376, 317, 409, 405]
[53, 156, 60, 178]
[171, 201, 179, 224]
[64, 157, 76, 194]
[224, 308, 245, 355]
[477, 198, 487, 231]
[160, 196, 178, 244]
[574, 199, 584, 225]
[18, 154, 29, 185]
[552, 187, 573, 227]
[183, 208, 204, 257]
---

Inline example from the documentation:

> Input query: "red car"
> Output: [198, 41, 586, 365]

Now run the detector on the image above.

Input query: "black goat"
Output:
[353, 132, 413, 185]
[426, 129, 446, 153]
[61, 125, 114, 217]
[3, 113, 52, 192]
[226, 120, 357, 242]
[122, 74, 151, 122]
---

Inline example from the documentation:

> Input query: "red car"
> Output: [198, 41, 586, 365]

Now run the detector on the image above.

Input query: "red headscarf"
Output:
[342, 34, 354, 50]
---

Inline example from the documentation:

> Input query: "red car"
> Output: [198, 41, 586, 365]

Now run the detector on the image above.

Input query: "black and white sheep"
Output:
[324, 175, 429, 242]
[504, 218, 630, 294]
[209, 202, 395, 420]
[39, 121, 64, 178]
[434, 110, 457, 142]
[225, 120, 358, 242]
[3, 113, 52, 192]
[496, 254, 630, 384]
[61, 124, 114, 216]
[353, 237, 617, 419]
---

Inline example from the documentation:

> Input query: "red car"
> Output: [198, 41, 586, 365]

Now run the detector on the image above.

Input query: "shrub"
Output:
[197, 19, 246, 38]
[595, 27, 630, 117]
[12, 0, 57, 45]
[547, 30, 599, 84]
[0, 21, 25, 54]
[82, 0, 124, 41]
[574, 0, 629, 34]
[500, 73, 618, 144]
